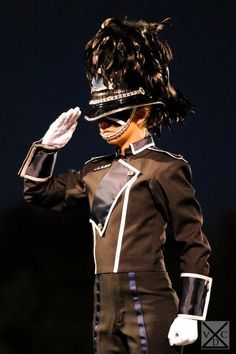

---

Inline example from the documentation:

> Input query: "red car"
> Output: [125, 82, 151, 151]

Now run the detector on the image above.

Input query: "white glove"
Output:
[168, 316, 198, 346]
[42, 107, 81, 148]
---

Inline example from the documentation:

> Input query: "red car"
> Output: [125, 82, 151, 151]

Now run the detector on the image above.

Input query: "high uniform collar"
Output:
[116, 136, 155, 156]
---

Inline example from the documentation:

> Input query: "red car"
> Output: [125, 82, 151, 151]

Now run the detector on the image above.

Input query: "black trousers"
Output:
[93, 272, 183, 354]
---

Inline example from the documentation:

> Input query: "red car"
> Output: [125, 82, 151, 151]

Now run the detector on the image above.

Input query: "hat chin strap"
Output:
[100, 108, 137, 142]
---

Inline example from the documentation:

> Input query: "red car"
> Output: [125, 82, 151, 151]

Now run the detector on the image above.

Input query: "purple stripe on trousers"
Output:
[128, 272, 149, 354]
[94, 275, 100, 354]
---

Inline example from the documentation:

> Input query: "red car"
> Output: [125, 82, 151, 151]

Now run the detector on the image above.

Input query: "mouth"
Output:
[100, 120, 132, 141]
[99, 127, 115, 133]
[99, 130, 117, 139]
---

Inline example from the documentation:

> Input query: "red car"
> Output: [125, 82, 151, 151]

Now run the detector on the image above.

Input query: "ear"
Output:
[135, 107, 149, 126]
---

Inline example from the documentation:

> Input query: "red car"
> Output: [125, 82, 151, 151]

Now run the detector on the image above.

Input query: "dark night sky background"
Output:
[0, 1, 236, 353]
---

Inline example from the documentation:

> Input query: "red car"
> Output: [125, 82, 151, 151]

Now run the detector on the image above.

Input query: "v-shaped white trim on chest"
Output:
[89, 159, 140, 237]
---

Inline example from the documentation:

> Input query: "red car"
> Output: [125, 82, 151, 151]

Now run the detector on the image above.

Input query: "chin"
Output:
[106, 137, 120, 145]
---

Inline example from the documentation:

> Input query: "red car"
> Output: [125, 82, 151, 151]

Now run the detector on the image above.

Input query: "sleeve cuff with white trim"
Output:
[178, 272, 212, 321]
[18, 140, 58, 182]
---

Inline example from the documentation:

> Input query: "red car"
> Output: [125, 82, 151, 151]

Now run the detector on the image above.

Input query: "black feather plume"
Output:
[84, 17, 196, 131]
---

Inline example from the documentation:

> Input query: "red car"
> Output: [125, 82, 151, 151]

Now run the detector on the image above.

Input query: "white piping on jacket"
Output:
[113, 159, 140, 273]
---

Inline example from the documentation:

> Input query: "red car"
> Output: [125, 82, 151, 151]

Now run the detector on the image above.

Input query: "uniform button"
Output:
[98, 223, 103, 230]
[128, 171, 134, 176]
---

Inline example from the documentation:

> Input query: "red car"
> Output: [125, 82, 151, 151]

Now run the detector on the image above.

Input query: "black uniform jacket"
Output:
[19, 136, 211, 277]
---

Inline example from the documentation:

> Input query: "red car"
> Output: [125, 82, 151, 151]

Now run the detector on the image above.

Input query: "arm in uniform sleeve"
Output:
[150, 160, 212, 320]
[18, 141, 87, 211]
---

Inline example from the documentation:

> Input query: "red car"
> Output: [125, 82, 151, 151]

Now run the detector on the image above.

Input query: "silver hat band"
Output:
[89, 87, 145, 105]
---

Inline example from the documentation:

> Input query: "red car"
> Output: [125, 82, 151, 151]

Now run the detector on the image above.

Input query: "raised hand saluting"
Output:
[42, 107, 81, 148]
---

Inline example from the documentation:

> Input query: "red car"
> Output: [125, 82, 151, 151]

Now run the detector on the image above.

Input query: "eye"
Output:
[98, 118, 120, 127]
[107, 109, 133, 120]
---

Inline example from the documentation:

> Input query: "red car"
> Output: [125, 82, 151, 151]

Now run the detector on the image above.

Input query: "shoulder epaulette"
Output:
[148, 147, 188, 163]
[84, 153, 115, 165]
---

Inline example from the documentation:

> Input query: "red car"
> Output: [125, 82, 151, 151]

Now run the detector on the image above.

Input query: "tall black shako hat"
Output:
[84, 17, 195, 134]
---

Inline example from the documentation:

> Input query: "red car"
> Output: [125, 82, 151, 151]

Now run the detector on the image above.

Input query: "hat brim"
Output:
[84, 94, 165, 121]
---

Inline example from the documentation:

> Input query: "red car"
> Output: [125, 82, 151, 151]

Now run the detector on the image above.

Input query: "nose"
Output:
[99, 118, 110, 129]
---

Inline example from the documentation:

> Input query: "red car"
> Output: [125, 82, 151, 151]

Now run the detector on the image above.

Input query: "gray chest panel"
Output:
[90, 159, 140, 235]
